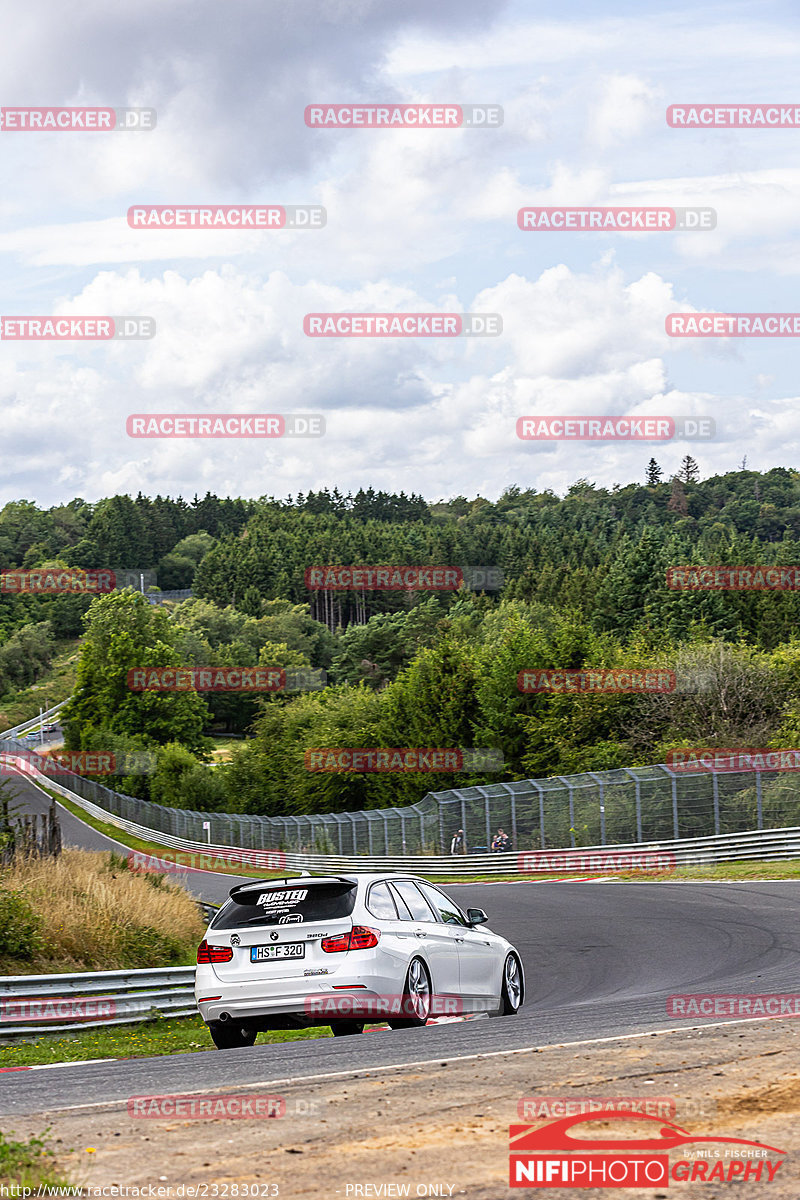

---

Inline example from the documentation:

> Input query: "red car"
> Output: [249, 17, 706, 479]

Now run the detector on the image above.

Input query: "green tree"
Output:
[63, 592, 209, 752]
[646, 458, 663, 486]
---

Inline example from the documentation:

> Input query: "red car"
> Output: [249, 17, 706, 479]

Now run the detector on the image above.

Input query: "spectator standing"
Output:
[493, 828, 510, 852]
[450, 828, 465, 854]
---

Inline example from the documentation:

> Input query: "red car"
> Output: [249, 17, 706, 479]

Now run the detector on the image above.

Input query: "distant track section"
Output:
[4, 748, 800, 875]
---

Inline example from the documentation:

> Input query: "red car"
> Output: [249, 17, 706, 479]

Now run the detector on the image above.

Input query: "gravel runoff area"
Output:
[5, 1018, 799, 1199]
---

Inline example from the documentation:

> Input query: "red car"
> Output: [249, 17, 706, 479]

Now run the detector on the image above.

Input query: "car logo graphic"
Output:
[230, 933, 241, 946]
[270, 932, 279, 941]
[509, 1111, 787, 1154]
[279, 913, 303, 923]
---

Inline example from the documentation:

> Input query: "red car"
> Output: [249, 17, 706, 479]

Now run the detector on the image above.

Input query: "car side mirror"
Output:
[467, 907, 489, 925]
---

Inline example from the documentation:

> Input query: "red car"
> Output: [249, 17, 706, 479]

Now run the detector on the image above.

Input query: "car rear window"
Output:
[211, 881, 357, 929]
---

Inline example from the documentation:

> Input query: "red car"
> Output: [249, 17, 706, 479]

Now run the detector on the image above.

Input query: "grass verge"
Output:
[0, 848, 206, 974]
[0, 1015, 332, 1068]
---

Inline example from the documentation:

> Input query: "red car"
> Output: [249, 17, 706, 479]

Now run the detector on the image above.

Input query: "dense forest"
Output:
[5, 464, 800, 816]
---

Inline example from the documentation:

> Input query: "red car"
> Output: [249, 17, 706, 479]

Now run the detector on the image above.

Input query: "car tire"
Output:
[329, 1020, 365, 1036]
[388, 957, 432, 1029]
[499, 953, 523, 1015]
[208, 1020, 257, 1049]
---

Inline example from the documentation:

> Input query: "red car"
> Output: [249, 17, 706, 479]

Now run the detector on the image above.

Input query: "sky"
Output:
[1, 0, 799, 506]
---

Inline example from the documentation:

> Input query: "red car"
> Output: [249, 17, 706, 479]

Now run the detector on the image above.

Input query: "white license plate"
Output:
[251, 942, 305, 962]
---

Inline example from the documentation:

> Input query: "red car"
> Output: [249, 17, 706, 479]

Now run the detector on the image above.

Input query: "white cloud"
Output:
[1, 0, 800, 507]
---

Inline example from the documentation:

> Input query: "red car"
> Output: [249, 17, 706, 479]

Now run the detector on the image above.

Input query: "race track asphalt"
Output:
[2, 774, 799, 1116]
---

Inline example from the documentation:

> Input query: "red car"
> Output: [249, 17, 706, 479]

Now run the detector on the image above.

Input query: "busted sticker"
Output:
[256, 889, 308, 908]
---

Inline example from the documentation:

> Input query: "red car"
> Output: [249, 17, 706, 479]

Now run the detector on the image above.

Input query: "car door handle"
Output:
[415, 930, 427, 937]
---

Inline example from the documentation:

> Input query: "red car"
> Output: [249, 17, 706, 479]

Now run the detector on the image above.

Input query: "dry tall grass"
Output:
[0, 849, 206, 973]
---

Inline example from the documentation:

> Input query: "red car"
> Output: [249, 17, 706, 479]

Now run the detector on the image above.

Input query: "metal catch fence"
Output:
[2, 737, 799, 857]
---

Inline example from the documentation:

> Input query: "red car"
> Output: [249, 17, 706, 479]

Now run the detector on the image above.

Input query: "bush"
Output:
[0, 889, 44, 959]
[117, 925, 186, 968]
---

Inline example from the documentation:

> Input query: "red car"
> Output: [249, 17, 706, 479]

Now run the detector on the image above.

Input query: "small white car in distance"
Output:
[195, 872, 525, 1048]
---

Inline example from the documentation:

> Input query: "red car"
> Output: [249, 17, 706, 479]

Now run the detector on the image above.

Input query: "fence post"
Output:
[712, 769, 720, 836]
[410, 804, 425, 854]
[672, 774, 679, 839]
[461, 795, 468, 849]
[587, 773, 606, 846]
[418, 807, 426, 853]
[557, 777, 575, 848]
[497, 783, 520, 851]
[484, 788, 491, 849]
[528, 781, 544, 849]
[622, 769, 643, 843]
[755, 771, 763, 829]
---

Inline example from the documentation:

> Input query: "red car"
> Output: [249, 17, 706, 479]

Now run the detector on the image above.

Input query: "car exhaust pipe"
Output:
[219, 1012, 230, 1022]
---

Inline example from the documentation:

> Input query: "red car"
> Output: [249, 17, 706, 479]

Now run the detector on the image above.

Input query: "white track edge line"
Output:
[37, 1014, 800, 1116]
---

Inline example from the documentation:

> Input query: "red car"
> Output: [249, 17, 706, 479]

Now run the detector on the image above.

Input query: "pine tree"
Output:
[667, 477, 689, 516]
[646, 458, 663, 486]
[679, 455, 699, 484]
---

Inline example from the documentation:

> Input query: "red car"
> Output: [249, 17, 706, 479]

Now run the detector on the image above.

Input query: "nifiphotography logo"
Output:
[509, 1110, 786, 1188]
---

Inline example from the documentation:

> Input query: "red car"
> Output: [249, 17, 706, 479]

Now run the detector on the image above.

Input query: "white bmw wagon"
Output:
[195, 873, 524, 1048]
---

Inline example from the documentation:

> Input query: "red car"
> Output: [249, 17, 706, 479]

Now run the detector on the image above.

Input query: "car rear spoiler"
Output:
[228, 874, 357, 899]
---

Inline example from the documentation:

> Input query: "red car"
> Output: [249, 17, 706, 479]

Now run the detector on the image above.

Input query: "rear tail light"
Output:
[349, 925, 381, 949]
[320, 931, 350, 953]
[321, 925, 381, 953]
[197, 939, 234, 964]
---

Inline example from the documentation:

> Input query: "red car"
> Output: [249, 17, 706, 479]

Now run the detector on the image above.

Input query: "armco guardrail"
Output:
[0, 966, 197, 1039]
[3, 750, 800, 874]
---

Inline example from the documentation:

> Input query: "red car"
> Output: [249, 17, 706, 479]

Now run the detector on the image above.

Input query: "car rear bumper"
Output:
[195, 967, 407, 1024]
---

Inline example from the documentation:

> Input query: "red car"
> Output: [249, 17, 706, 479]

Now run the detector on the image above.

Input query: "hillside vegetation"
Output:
[6, 468, 800, 816]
